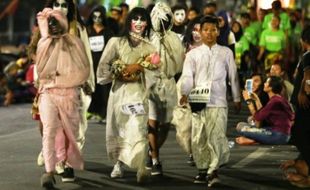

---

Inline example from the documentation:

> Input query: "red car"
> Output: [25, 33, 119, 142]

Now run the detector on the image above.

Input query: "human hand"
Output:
[121, 73, 140, 82]
[122, 64, 143, 76]
[242, 90, 250, 100]
[82, 82, 92, 95]
[250, 92, 259, 101]
[179, 95, 188, 106]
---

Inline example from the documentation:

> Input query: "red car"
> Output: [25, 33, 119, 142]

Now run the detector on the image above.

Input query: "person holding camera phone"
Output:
[179, 15, 241, 185]
[240, 74, 269, 127]
[235, 76, 294, 145]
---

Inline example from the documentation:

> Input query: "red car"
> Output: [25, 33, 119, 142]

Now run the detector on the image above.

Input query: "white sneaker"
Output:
[37, 151, 44, 167]
[110, 162, 124, 178]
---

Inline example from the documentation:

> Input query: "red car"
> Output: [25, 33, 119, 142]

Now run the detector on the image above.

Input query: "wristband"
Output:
[246, 99, 254, 105]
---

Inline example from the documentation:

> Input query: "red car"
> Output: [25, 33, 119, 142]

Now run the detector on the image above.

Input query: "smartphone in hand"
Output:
[245, 79, 253, 95]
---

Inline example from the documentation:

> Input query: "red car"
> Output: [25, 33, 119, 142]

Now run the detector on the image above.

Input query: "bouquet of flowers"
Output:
[138, 53, 160, 70]
[111, 53, 160, 81]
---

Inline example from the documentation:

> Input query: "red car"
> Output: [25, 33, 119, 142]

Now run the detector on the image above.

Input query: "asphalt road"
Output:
[0, 103, 302, 190]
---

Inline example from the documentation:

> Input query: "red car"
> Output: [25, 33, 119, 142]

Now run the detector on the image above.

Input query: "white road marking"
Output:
[231, 147, 269, 168]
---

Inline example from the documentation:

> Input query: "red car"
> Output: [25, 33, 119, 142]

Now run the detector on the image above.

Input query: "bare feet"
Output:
[235, 136, 258, 145]
[286, 172, 306, 182]
[281, 160, 310, 188]
[280, 160, 309, 177]
[289, 175, 310, 188]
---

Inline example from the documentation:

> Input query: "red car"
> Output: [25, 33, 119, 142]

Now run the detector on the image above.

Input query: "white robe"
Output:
[97, 37, 158, 170]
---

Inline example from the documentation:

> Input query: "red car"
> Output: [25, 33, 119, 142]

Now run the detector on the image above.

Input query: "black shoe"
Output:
[193, 173, 208, 184]
[41, 173, 55, 188]
[151, 163, 163, 176]
[145, 155, 152, 170]
[208, 170, 220, 187]
[61, 167, 75, 182]
[187, 155, 195, 166]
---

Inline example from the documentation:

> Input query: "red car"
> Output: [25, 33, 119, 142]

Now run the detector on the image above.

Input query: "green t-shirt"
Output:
[250, 21, 262, 42]
[288, 23, 302, 47]
[262, 12, 291, 31]
[243, 25, 258, 46]
[235, 36, 250, 68]
[259, 28, 286, 52]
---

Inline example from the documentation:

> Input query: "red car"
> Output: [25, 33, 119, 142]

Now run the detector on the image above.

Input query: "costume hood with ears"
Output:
[37, 8, 68, 38]
[151, 2, 173, 33]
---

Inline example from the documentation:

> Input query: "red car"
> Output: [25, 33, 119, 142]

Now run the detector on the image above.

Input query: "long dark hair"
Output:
[44, 0, 84, 26]
[122, 7, 152, 45]
[183, 15, 203, 49]
[86, 5, 107, 27]
[231, 20, 243, 42]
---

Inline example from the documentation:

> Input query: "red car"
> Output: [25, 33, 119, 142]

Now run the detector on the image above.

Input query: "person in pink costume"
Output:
[36, 8, 90, 188]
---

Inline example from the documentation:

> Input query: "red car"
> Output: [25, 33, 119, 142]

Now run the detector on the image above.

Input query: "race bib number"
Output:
[188, 82, 212, 103]
[89, 36, 104, 52]
[121, 103, 146, 115]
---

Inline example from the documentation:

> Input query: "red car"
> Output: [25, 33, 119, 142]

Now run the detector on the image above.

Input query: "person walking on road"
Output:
[179, 15, 241, 186]
[36, 8, 89, 188]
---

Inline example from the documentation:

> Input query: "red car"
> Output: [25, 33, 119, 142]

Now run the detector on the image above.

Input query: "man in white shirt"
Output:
[180, 15, 241, 186]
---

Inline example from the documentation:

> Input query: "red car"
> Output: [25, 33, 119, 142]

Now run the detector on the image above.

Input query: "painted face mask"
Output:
[92, 11, 102, 24]
[131, 15, 147, 35]
[53, 0, 68, 16]
[192, 23, 201, 43]
[173, 9, 186, 24]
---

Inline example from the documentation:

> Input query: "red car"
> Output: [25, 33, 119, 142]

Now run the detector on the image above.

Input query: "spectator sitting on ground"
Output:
[240, 73, 269, 132]
[3, 55, 35, 106]
[248, 73, 269, 107]
[236, 76, 294, 145]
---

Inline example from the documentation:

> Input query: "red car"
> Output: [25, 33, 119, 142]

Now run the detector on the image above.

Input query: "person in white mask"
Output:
[171, 4, 188, 41]
[86, 5, 114, 124]
[97, 7, 159, 183]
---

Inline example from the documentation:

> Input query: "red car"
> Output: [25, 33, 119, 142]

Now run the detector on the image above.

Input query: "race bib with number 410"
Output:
[188, 81, 212, 103]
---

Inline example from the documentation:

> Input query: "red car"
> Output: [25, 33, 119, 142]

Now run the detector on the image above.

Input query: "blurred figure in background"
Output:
[171, 3, 188, 40]
[187, 6, 200, 22]
[86, 5, 114, 123]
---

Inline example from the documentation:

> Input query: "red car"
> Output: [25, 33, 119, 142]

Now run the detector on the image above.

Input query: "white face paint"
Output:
[92, 11, 102, 24]
[192, 23, 201, 43]
[53, 0, 68, 16]
[131, 15, 147, 35]
[173, 9, 186, 25]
